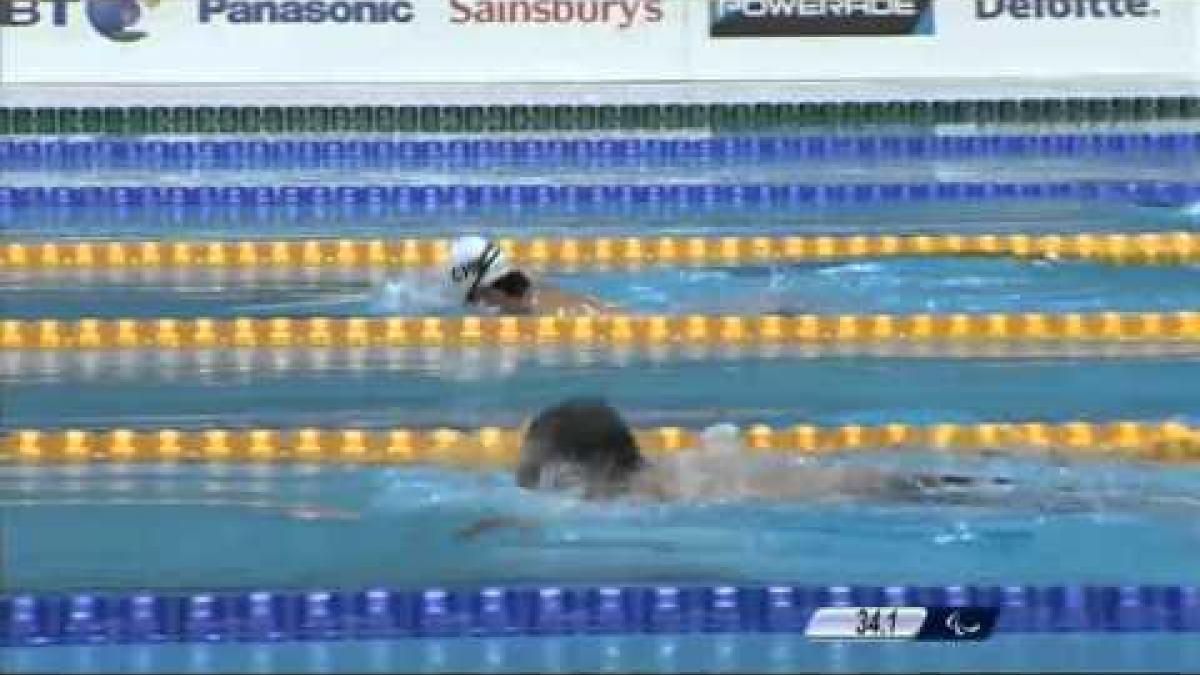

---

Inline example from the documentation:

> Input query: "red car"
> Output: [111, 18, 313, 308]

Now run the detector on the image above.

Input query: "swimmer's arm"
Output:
[566, 295, 619, 318]
[873, 471, 1016, 504]
[771, 466, 1015, 503]
[456, 515, 541, 541]
[411, 434, 543, 539]
[580, 288, 620, 313]
[910, 473, 1014, 490]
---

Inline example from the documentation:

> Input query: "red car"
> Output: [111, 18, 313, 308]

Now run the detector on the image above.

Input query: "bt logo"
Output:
[1, 0, 159, 42]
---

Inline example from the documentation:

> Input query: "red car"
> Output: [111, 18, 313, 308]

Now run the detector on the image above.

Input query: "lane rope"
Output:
[4, 232, 1200, 269]
[2, 97, 1197, 135]
[4, 421, 1198, 466]
[2, 134, 1197, 169]
[3, 313, 1199, 351]
[3, 584, 1199, 646]
[1, 180, 1197, 208]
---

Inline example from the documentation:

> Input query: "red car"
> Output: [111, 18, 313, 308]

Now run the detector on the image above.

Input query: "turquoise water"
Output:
[6, 352, 1200, 429]
[4, 134, 1200, 672]
[5, 634, 1200, 674]
[5, 458, 1200, 593]
[4, 258, 1200, 318]
[2, 198, 1195, 240]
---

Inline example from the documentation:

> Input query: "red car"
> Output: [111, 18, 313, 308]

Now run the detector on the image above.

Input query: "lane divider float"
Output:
[4, 421, 1198, 466]
[3, 134, 1198, 170]
[3, 312, 1199, 351]
[3, 232, 1200, 269]
[1, 180, 1196, 209]
[4, 583, 1198, 647]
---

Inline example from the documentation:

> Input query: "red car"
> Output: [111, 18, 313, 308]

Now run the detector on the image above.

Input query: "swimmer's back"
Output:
[531, 285, 617, 316]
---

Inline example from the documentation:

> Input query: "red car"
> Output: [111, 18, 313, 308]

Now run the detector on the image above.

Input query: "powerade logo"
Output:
[198, 0, 414, 23]
[1, 0, 158, 42]
[711, 0, 934, 37]
[976, 0, 1159, 20]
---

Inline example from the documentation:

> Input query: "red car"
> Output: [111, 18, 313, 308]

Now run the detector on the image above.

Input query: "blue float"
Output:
[3, 584, 1200, 647]
[1, 133, 1197, 171]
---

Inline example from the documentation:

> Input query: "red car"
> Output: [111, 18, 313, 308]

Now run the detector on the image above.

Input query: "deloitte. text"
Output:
[199, 0, 415, 24]
[976, 0, 1157, 19]
[449, 0, 664, 28]
[714, 0, 922, 19]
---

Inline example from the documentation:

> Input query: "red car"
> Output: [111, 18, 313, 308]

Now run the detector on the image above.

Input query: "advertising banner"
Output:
[692, 0, 1197, 80]
[1, 0, 686, 82]
[1, 0, 1196, 84]
[710, 0, 936, 38]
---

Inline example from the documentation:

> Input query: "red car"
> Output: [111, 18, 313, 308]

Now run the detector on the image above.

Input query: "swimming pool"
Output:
[3, 121, 1200, 672]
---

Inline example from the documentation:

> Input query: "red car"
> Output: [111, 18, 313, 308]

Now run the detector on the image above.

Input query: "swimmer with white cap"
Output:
[447, 236, 615, 316]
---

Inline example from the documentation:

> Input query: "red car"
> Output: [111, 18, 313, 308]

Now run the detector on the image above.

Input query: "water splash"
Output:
[371, 272, 456, 314]
[233, 292, 371, 314]
[814, 261, 886, 278]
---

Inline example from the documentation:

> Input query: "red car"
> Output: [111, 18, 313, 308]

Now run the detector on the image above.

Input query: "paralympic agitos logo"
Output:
[0, 0, 159, 42]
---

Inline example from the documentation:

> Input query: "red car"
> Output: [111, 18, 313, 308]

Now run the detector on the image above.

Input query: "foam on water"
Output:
[231, 291, 374, 315]
[372, 271, 457, 314]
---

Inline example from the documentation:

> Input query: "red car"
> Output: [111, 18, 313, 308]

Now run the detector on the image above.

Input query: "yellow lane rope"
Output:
[4, 421, 1199, 466]
[3, 232, 1199, 269]
[4, 313, 1199, 350]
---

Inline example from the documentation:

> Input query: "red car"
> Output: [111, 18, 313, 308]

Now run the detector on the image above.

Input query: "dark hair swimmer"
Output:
[458, 400, 1200, 542]
[515, 397, 646, 499]
[508, 397, 1016, 504]
[456, 396, 1019, 539]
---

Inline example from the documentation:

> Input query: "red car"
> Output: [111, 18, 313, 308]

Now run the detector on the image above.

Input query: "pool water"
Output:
[5, 456, 1200, 593]
[2, 129, 1200, 672]
[7, 634, 1200, 674]
[4, 257, 1200, 319]
[5, 348, 1200, 429]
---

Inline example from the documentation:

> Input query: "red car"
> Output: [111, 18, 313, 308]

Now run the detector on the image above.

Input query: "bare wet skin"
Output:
[476, 282, 616, 316]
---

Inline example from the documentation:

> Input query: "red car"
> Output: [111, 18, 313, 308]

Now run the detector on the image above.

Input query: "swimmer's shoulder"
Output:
[628, 465, 676, 502]
[534, 285, 618, 317]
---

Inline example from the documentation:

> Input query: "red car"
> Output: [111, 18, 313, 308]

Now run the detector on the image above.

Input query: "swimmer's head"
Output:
[447, 236, 530, 306]
[516, 397, 645, 499]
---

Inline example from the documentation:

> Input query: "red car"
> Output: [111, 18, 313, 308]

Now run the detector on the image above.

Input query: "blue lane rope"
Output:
[4, 584, 1199, 646]
[1, 181, 1197, 209]
[1, 134, 1198, 171]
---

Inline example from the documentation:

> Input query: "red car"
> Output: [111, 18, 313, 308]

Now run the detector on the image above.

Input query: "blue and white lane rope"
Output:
[2, 134, 1198, 170]
[1, 181, 1197, 209]
[4, 584, 1199, 646]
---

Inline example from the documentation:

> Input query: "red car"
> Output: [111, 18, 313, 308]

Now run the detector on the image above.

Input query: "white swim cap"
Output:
[447, 236, 513, 302]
